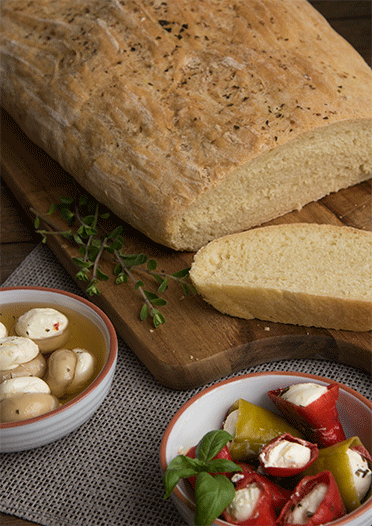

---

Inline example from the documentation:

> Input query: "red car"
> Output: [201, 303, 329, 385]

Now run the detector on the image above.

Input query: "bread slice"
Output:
[189, 223, 372, 331]
[1, 0, 371, 251]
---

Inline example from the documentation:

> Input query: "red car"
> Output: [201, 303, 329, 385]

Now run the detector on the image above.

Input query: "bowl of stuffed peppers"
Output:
[160, 371, 372, 526]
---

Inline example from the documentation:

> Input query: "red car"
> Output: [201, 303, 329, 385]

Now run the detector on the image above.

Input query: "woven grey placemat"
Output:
[1, 244, 371, 526]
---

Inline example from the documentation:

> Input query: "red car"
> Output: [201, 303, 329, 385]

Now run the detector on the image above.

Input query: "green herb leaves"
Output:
[194, 473, 236, 526]
[31, 194, 196, 328]
[163, 430, 241, 526]
[195, 430, 233, 462]
[163, 454, 206, 499]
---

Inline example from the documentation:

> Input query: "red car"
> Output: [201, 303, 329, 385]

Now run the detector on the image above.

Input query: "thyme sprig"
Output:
[31, 195, 196, 328]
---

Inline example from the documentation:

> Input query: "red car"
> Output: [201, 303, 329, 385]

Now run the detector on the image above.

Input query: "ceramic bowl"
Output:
[0, 286, 118, 452]
[160, 371, 372, 526]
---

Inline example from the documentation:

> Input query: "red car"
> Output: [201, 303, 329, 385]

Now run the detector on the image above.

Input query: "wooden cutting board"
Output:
[1, 108, 371, 389]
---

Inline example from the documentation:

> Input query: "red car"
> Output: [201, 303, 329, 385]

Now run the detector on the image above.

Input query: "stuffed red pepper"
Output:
[222, 470, 277, 525]
[232, 462, 291, 513]
[267, 382, 345, 447]
[277, 471, 346, 525]
[258, 433, 319, 477]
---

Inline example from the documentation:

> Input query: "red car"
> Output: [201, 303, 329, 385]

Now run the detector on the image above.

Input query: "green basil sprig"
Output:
[163, 430, 242, 526]
[194, 473, 236, 526]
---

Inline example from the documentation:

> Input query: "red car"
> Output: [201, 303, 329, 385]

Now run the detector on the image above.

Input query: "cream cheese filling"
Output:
[280, 383, 328, 407]
[347, 448, 372, 502]
[260, 439, 311, 468]
[286, 483, 327, 524]
[225, 483, 262, 522]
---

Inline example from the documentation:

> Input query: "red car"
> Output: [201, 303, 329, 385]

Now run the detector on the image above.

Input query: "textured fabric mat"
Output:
[1, 244, 371, 526]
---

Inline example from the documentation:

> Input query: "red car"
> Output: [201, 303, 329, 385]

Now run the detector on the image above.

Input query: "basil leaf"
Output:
[194, 473, 235, 526]
[204, 458, 243, 474]
[60, 196, 74, 205]
[72, 257, 92, 269]
[163, 456, 204, 499]
[96, 268, 110, 281]
[110, 237, 124, 251]
[140, 304, 149, 321]
[195, 430, 233, 462]
[144, 290, 159, 301]
[107, 225, 124, 240]
[152, 311, 166, 328]
[151, 297, 167, 307]
[147, 258, 157, 271]
[157, 277, 168, 294]
[172, 268, 190, 278]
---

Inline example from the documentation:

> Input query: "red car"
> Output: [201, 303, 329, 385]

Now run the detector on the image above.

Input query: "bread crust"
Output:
[1, 0, 371, 250]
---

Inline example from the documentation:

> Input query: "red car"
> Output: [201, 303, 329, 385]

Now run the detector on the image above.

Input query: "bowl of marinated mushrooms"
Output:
[160, 372, 372, 526]
[0, 286, 118, 452]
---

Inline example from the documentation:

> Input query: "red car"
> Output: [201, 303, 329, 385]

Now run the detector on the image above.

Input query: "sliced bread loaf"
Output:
[189, 223, 372, 331]
[1, 0, 371, 250]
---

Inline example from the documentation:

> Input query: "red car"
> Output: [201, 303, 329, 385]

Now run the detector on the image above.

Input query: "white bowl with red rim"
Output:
[159, 371, 372, 526]
[0, 286, 118, 452]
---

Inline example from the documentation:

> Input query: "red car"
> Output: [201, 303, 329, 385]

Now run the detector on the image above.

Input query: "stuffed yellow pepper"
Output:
[223, 398, 303, 460]
[304, 436, 372, 512]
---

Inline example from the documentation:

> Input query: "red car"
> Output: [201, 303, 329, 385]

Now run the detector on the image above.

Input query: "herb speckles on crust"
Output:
[2, 0, 372, 250]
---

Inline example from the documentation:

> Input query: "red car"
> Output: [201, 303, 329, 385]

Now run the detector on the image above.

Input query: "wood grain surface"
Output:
[0, 3, 371, 526]
[2, 104, 371, 390]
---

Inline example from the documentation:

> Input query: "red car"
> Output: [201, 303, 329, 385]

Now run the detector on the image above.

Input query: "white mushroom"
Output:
[0, 376, 51, 402]
[0, 322, 8, 339]
[0, 352, 47, 383]
[65, 348, 95, 395]
[0, 336, 39, 371]
[15, 308, 70, 353]
[0, 393, 60, 422]
[44, 349, 77, 397]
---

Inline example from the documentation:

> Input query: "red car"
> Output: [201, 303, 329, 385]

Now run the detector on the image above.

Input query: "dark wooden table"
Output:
[1, 2, 371, 525]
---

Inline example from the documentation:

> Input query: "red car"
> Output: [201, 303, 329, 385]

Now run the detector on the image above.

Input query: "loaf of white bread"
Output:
[1, 0, 371, 251]
[189, 223, 372, 331]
